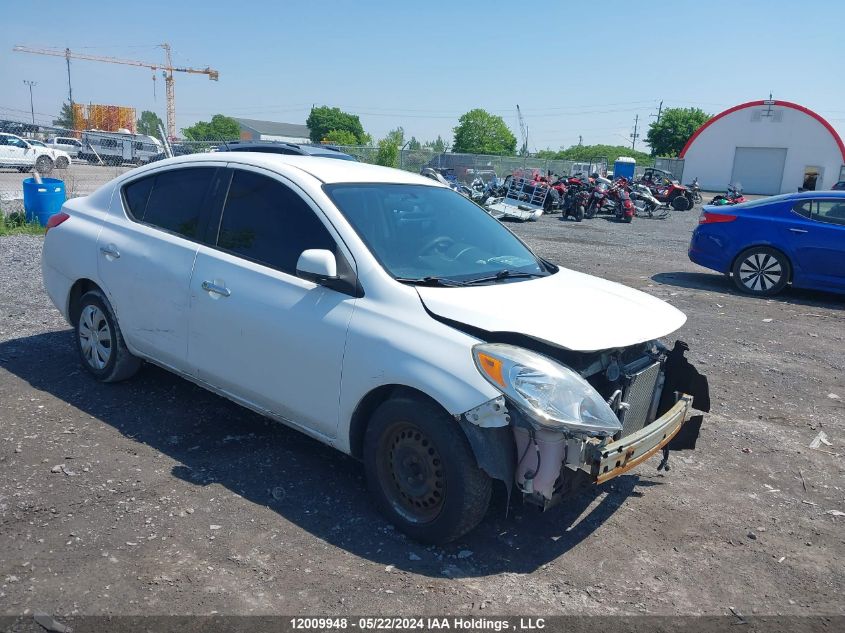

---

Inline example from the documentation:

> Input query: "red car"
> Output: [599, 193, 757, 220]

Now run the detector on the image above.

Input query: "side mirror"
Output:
[296, 249, 338, 283]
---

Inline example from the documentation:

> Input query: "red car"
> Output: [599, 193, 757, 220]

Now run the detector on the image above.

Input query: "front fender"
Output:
[337, 297, 500, 454]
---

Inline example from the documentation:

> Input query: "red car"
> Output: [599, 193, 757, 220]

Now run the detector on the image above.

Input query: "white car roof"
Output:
[137, 152, 440, 186]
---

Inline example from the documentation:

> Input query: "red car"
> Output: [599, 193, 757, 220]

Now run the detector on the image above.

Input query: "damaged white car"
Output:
[42, 154, 709, 544]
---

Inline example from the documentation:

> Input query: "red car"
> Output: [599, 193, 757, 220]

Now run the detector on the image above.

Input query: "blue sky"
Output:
[2, 0, 844, 149]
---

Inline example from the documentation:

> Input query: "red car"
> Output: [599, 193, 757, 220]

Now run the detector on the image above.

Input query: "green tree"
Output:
[537, 144, 653, 166]
[423, 135, 448, 153]
[376, 137, 399, 168]
[306, 106, 368, 144]
[182, 114, 240, 141]
[452, 109, 517, 155]
[384, 126, 405, 148]
[52, 102, 74, 130]
[407, 136, 421, 150]
[136, 110, 164, 138]
[646, 107, 711, 157]
[322, 129, 359, 145]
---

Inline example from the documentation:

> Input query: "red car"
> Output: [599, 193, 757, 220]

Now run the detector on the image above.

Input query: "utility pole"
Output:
[23, 80, 37, 124]
[578, 135, 583, 146]
[65, 48, 73, 106]
[630, 114, 640, 150]
[650, 100, 663, 124]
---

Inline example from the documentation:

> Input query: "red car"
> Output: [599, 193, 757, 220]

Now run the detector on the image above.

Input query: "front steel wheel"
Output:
[364, 396, 491, 544]
[731, 247, 790, 296]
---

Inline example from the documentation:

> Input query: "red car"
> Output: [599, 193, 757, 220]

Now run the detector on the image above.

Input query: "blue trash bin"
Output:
[23, 177, 66, 226]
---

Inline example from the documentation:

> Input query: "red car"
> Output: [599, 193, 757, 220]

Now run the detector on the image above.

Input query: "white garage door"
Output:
[730, 147, 787, 195]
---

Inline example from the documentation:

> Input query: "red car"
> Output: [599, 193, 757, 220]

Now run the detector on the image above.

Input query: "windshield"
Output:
[324, 183, 549, 283]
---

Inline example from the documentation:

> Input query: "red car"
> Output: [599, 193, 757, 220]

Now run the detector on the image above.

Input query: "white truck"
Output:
[0, 132, 71, 174]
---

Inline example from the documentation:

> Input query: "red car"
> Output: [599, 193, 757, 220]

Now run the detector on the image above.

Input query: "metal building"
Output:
[680, 100, 845, 195]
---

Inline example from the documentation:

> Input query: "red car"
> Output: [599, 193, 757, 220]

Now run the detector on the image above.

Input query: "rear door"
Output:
[187, 165, 358, 438]
[785, 199, 845, 290]
[97, 164, 226, 371]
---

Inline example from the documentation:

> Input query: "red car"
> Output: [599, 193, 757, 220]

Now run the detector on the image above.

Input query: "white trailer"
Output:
[77, 130, 163, 166]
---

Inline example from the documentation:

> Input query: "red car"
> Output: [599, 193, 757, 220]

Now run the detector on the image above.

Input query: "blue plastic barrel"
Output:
[23, 177, 66, 226]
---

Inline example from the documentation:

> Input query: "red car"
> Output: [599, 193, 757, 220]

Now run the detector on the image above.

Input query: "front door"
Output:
[785, 198, 845, 290]
[97, 164, 224, 371]
[187, 166, 357, 438]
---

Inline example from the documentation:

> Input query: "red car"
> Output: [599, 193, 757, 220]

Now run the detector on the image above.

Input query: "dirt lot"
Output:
[1, 204, 844, 617]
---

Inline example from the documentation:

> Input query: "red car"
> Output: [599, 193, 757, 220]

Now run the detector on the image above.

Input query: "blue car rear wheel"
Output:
[731, 247, 790, 296]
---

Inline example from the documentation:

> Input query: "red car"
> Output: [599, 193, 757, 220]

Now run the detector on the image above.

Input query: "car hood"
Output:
[416, 268, 686, 352]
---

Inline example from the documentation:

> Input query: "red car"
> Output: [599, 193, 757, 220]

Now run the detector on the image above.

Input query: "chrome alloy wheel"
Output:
[78, 305, 112, 370]
[738, 252, 783, 293]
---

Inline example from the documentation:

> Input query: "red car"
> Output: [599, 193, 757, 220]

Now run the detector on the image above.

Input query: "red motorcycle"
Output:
[708, 184, 746, 206]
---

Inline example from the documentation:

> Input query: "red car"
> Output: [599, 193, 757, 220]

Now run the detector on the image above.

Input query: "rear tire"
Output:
[671, 194, 690, 211]
[55, 157, 70, 169]
[731, 247, 790, 296]
[363, 396, 492, 544]
[575, 205, 584, 222]
[74, 290, 141, 382]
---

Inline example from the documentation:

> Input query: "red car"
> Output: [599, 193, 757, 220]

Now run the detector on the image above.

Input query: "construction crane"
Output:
[12, 44, 219, 140]
[516, 104, 528, 156]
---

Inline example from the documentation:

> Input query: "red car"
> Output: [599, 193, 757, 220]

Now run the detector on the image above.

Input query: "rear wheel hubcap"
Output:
[739, 253, 782, 292]
[78, 305, 112, 370]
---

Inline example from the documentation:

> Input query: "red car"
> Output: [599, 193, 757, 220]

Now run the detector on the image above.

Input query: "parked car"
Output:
[0, 132, 68, 173]
[42, 154, 708, 543]
[831, 181, 845, 191]
[46, 136, 83, 158]
[689, 191, 845, 296]
[27, 140, 72, 169]
[215, 140, 357, 161]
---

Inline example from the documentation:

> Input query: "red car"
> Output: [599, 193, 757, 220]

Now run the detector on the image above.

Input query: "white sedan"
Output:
[41, 153, 708, 543]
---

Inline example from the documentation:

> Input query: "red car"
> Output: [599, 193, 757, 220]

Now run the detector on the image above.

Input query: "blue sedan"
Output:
[688, 191, 845, 296]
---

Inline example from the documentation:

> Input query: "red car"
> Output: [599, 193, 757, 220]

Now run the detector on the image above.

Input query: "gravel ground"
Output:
[1, 206, 844, 617]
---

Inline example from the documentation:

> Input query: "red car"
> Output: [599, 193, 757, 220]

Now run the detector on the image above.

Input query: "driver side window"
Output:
[215, 169, 337, 275]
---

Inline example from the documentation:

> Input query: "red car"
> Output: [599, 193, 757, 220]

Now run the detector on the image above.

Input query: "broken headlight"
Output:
[472, 343, 622, 437]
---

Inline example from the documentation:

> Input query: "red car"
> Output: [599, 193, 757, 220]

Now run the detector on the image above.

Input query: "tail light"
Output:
[699, 211, 737, 225]
[45, 212, 70, 233]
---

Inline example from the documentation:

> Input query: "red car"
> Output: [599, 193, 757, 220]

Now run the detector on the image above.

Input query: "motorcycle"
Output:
[687, 177, 702, 204]
[614, 185, 635, 223]
[560, 178, 590, 221]
[709, 184, 746, 206]
[586, 181, 610, 219]
[630, 182, 669, 219]
[640, 167, 694, 210]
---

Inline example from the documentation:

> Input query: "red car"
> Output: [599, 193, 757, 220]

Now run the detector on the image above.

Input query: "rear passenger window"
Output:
[216, 170, 335, 274]
[122, 168, 216, 240]
[792, 201, 811, 218]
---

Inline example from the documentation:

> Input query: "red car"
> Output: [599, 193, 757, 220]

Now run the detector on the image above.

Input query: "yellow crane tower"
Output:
[12, 43, 219, 140]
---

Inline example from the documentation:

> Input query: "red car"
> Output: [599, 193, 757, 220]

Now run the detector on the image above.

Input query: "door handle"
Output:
[789, 228, 808, 234]
[201, 280, 231, 297]
[99, 244, 120, 259]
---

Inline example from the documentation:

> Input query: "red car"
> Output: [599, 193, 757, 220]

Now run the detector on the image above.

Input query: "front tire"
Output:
[363, 396, 492, 544]
[731, 247, 790, 296]
[575, 205, 584, 222]
[75, 290, 142, 382]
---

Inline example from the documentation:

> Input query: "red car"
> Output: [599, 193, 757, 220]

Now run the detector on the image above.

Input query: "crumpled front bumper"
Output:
[585, 394, 693, 484]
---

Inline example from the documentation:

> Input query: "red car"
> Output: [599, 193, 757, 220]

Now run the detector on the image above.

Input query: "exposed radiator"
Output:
[621, 361, 662, 437]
